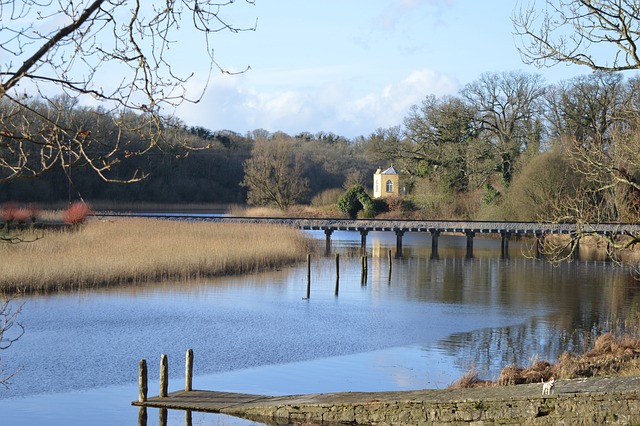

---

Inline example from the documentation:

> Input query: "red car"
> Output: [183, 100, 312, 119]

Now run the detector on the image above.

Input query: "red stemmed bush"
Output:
[63, 202, 92, 225]
[13, 208, 31, 224]
[1, 202, 17, 224]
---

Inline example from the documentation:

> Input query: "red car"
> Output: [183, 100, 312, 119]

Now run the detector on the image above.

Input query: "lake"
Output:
[0, 230, 638, 425]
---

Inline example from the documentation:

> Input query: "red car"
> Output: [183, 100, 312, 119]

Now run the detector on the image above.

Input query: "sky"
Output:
[171, 1, 589, 138]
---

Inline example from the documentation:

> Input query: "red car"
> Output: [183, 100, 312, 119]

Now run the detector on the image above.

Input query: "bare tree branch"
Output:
[0, 296, 24, 389]
[514, 0, 640, 71]
[0, 0, 256, 183]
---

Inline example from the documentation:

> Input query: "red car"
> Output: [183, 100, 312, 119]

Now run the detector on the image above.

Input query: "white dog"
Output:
[541, 377, 555, 395]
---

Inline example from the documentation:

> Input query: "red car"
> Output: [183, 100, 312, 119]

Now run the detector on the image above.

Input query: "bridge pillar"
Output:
[323, 229, 333, 255]
[430, 230, 440, 259]
[535, 232, 545, 259]
[466, 231, 475, 259]
[500, 231, 510, 259]
[394, 229, 405, 258]
[359, 229, 369, 254]
[571, 234, 580, 261]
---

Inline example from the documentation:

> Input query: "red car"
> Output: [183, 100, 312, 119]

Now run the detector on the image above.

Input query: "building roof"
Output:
[381, 166, 399, 175]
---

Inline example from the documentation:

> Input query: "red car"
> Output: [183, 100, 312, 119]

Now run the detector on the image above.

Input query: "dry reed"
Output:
[0, 218, 313, 294]
[450, 333, 640, 389]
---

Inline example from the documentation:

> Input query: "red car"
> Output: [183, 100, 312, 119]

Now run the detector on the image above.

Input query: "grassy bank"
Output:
[0, 217, 313, 294]
[450, 332, 640, 389]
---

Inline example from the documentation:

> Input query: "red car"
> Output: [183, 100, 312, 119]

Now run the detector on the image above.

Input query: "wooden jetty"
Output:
[132, 351, 640, 425]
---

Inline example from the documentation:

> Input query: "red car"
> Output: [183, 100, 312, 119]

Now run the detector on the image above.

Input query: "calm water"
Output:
[0, 231, 638, 425]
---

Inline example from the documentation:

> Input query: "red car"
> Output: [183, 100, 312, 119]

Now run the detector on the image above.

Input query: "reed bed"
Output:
[0, 218, 313, 294]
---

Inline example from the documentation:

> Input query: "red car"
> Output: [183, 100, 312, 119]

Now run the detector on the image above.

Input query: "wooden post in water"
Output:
[137, 407, 147, 426]
[185, 349, 193, 392]
[334, 253, 340, 296]
[138, 359, 148, 402]
[388, 249, 392, 281]
[160, 354, 168, 398]
[185, 410, 193, 426]
[361, 255, 368, 284]
[159, 408, 167, 426]
[306, 254, 311, 299]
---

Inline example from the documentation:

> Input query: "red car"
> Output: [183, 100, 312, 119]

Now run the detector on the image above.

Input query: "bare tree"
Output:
[462, 71, 545, 186]
[0, 297, 23, 388]
[241, 136, 309, 210]
[0, 0, 256, 183]
[514, 0, 640, 71]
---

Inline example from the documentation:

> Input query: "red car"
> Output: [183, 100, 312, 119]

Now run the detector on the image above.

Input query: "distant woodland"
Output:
[3, 70, 640, 227]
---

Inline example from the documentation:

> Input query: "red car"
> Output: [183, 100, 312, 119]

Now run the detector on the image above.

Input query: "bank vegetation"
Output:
[0, 218, 313, 294]
[450, 332, 640, 389]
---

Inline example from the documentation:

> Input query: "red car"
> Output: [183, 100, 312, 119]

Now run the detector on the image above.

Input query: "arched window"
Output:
[386, 179, 393, 193]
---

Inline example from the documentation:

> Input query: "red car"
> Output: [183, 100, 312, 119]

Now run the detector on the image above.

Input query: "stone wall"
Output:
[227, 377, 640, 425]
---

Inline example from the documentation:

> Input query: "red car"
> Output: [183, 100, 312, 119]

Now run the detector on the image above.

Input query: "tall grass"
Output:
[0, 218, 313, 294]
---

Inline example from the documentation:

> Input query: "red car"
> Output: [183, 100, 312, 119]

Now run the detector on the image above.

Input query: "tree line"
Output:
[2, 69, 640, 234]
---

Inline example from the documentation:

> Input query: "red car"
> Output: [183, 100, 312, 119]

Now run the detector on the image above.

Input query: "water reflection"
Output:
[0, 232, 638, 425]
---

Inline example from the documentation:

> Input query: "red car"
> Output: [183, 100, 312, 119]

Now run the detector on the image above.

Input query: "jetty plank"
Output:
[133, 390, 272, 412]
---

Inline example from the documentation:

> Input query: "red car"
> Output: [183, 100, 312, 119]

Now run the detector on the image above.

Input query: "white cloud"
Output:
[175, 68, 459, 138]
[375, 0, 455, 30]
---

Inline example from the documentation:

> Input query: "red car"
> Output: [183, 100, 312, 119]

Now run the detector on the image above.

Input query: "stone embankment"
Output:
[136, 376, 640, 425]
[223, 376, 640, 425]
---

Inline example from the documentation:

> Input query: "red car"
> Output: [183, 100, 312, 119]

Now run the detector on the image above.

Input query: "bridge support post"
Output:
[571, 234, 580, 261]
[323, 228, 333, 255]
[394, 229, 405, 258]
[430, 230, 440, 259]
[359, 229, 369, 254]
[500, 231, 510, 259]
[466, 231, 475, 259]
[535, 232, 544, 259]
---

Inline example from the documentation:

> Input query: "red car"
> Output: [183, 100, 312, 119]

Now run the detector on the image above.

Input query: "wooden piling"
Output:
[306, 253, 311, 299]
[160, 354, 168, 398]
[138, 359, 148, 402]
[185, 349, 193, 392]
[388, 250, 392, 281]
[361, 255, 368, 284]
[334, 253, 340, 296]
[137, 406, 147, 426]
[159, 408, 167, 426]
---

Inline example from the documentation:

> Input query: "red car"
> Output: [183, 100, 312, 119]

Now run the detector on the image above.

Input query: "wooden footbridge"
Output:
[104, 213, 640, 259]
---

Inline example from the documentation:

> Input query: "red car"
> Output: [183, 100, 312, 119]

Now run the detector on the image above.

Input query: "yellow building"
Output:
[373, 166, 403, 199]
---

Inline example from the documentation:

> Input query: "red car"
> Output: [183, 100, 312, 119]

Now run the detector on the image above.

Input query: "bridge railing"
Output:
[138, 215, 640, 236]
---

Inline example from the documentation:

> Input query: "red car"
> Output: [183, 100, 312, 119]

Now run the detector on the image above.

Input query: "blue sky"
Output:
[175, 0, 588, 138]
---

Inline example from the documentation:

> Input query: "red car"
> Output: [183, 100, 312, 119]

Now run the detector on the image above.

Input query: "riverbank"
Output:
[135, 375, 640, 425]
[0, 217, 313, 294]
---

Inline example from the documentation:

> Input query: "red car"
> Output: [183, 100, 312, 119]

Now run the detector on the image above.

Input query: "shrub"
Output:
[14, 208, 31, 224]
[63, 202, 92, 225]
[337, 186, 367, 218]
[1, 202, 17, 224]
